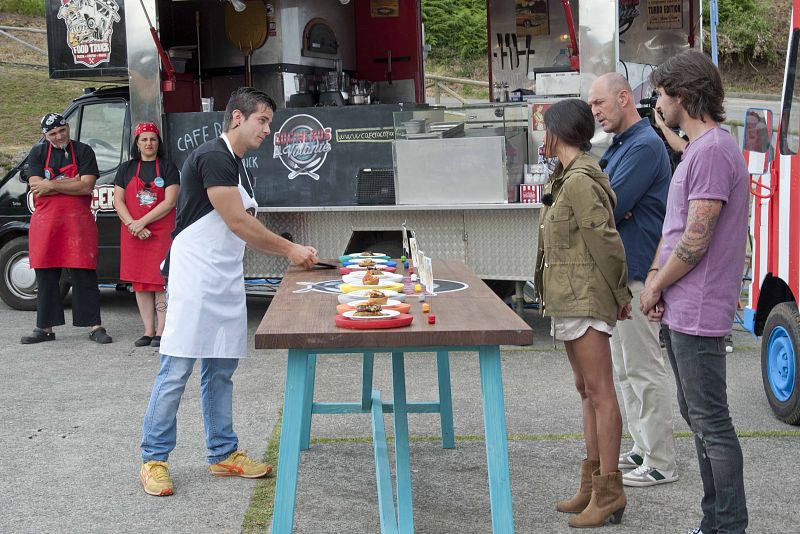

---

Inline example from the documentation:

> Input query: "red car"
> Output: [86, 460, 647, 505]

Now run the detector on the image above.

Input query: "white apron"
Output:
[160, 152, 258, 359]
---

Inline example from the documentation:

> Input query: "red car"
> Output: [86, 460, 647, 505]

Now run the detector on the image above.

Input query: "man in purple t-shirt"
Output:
[641, 50, 749, 534]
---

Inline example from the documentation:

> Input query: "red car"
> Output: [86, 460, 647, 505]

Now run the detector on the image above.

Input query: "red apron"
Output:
[119, 159, 175, 288]
[29, 142, 98, 269]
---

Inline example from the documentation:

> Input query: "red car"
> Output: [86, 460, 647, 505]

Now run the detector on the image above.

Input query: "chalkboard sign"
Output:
[46, 0, 128, 81]
[164, 105, 413, 206]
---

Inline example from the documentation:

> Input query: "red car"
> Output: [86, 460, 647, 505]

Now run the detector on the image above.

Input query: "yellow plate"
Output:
[339, 282, 405, 294]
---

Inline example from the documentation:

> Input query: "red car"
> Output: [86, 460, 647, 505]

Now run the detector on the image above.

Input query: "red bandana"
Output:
[134, 122, 160, 137]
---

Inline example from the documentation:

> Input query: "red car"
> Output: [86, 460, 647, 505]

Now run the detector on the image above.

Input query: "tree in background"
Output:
[703, 0, 785, 66]
[422, 0, 487, 63]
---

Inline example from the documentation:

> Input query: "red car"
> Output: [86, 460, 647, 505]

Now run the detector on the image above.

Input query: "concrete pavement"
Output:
[1, 289, 798, 533]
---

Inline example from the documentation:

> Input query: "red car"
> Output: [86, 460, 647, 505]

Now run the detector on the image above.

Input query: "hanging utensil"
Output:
[525, 34, 533, 76]
[511, 33, 519, 69]
[504, 33, 511, 70]
[496, 33, 504, 70]
[224, 0, 267, 86]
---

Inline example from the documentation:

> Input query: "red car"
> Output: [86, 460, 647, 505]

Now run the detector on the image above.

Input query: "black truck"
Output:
[0, 86, 129, 310]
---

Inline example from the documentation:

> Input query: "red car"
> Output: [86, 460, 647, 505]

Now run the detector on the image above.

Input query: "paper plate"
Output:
[343, 271, 403, 282]
[347, 289, 400, 298]
[345, 258, 388, 265]
[349, 299, 402, 307]
[339, 282, 405, 293]
[343, 309, 401, 320]
[345, 264, 391, 270]
[351, 252, 387, 258]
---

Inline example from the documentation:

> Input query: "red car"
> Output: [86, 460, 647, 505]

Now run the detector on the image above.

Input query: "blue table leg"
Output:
[436, 350, 455, 449]
[371, 389, 399, 534]
[361, 351, 375, 411]
[478, 345, 514, 533]
[391, 352, 415, 534]
[271, 349, 309, 534]
[300, 353, 317, 451]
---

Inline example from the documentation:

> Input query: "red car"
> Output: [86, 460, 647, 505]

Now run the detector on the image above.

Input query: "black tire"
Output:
[0, 235, 37, 310]
[761, 302, 800, 425]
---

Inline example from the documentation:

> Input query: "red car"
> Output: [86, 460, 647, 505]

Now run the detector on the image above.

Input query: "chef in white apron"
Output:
[138, 88, 318, 497]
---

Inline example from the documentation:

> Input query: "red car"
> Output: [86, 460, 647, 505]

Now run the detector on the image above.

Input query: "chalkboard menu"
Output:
[46, 0, 128, 81]
[164, 104, 415, 207]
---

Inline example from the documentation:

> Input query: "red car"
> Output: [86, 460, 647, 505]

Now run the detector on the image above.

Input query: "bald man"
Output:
[588, 73, 677, 487]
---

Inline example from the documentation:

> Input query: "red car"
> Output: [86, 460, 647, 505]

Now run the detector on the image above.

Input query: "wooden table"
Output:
[255, 260, 533, 533]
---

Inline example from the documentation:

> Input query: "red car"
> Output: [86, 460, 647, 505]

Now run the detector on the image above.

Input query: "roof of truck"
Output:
[72, 85, 130, 103]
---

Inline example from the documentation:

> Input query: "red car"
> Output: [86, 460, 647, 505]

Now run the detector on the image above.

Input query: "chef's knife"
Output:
[525, 34, 533, 76]
[505, 33, 511, 70]
[496, 32, 504, 70]
[511, 33, 519, 69]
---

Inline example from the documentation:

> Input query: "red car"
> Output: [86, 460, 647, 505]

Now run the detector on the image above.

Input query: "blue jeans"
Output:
[141, 355, 240, 464]
[662, 326, 748, 534]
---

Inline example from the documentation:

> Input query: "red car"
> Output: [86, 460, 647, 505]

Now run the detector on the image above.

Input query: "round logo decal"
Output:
[272, 114, 332, 181]
[154, 176, 165, 188]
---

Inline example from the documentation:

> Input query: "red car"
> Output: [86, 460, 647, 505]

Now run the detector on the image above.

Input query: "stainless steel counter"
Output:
[258, 203, 542, 213]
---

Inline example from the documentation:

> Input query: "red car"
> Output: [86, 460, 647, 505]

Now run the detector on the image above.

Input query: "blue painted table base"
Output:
[271, 346, 512, 533]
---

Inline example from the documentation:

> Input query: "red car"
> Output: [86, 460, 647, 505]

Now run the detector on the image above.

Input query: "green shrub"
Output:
[703, 0, 781, 65]
[422, 0, 487, 62]
[0, 0, 46, 17]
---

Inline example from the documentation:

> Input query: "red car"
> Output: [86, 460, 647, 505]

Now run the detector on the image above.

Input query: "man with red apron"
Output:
[138, 88, 318, 497]
[21, 113, 112, 344]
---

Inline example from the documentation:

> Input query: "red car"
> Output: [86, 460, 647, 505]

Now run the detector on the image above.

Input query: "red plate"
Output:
[334, 313, 414, 329]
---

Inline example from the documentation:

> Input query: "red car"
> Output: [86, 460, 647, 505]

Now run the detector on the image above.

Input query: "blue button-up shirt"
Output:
[601, 118, 670, 282]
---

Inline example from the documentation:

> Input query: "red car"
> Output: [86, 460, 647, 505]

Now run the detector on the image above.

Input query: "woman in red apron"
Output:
[114, 122, 180, 348]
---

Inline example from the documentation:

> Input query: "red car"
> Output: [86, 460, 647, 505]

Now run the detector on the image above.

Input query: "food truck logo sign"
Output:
[57, 0, 121, 67]
[273, 114, 332, 181]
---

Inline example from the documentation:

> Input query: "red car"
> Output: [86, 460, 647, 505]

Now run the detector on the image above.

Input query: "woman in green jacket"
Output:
[534, 99, 632, 528]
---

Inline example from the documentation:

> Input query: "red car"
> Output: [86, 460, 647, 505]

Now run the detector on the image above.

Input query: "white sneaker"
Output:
[622, 464, 679, 487]
[685, 529, 704, 534]
[618, 450, 644, 469]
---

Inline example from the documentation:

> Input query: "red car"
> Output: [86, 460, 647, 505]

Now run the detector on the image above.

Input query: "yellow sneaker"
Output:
[209, 450, 272, 478]
[139, 461, 174, 496]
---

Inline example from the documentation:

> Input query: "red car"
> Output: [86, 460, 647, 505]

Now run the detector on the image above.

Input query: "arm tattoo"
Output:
[674, 199, 723, 266]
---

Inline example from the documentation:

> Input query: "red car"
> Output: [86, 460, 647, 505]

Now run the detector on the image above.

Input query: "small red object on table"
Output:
[427, 314, 436, 324]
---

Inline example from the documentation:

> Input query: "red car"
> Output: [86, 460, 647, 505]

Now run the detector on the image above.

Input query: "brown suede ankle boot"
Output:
[568, 469, 627, 528]
[556, 458, 600, 513]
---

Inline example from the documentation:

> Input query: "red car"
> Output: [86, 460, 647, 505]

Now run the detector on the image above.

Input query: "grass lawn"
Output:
[0, 65, 86, 174]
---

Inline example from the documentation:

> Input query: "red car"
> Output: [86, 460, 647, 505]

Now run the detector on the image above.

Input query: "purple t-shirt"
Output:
[659, 127, 749, 337]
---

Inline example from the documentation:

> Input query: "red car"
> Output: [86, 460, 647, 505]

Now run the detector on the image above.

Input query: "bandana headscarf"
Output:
[134, 122, 160, 138]
[41, 113, 67, 134]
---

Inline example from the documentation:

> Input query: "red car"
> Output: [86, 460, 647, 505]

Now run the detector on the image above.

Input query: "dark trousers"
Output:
[662, 326, 748, 534]
[36, 268, 101, 329]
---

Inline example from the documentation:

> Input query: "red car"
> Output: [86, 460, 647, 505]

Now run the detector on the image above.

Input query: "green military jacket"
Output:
[534, 153, 631, 326]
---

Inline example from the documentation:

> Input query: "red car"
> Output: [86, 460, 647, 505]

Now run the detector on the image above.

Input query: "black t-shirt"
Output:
[113, 158, 180, 189]
[27, 140, 99, 179]
[171, 137, 253, 239]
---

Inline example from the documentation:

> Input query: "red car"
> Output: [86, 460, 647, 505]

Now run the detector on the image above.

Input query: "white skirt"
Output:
[551, 316, 614, 341]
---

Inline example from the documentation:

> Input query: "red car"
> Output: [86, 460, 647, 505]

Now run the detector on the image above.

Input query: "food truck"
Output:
[0, 0, 703, 311]
[741, 0, 800, 425]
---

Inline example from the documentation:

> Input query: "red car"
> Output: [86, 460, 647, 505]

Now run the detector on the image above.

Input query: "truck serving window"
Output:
[781, 28, 800, 155]
[75, 101, 127, 175]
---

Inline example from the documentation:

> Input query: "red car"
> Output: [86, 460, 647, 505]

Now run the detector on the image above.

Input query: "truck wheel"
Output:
[761, 302, 800, 425]
[0, 236, 37, 311]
